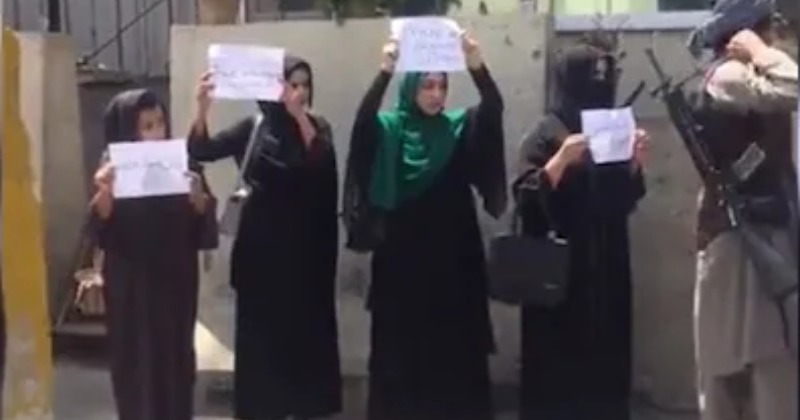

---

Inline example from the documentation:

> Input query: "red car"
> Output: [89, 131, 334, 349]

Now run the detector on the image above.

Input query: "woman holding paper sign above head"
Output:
[90, 88, 219, 420]
[512, 36, 649, 420]
[188, 54, 342, 420]
[341, 32, 507, 420]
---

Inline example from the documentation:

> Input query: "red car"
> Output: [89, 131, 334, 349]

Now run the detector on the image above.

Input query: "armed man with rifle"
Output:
[656, 0, 798, 419]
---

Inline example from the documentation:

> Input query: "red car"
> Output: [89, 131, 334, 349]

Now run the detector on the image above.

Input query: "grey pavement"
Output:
[53, 288, 698, 420]
[54, 358, 698, 420]
[53, 256, 698, 420]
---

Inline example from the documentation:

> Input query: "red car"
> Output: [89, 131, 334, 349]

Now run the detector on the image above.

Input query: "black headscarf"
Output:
[256, 54, 314, 135]
[102, 88, 208, 176]
[103, 88, 170, 144]
[548, 44, 618, 133]
[534, 43, 642, 217]
[251, 55, 327, 167]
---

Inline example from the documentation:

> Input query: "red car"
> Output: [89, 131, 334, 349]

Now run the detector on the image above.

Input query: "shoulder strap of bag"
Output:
[233, 114, 264, 190]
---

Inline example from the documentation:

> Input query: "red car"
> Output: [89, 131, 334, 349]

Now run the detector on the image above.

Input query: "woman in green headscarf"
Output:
[342, 33, 507, 420]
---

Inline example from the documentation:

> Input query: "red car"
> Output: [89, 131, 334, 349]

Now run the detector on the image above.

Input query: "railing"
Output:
[76, 0, 170, 70]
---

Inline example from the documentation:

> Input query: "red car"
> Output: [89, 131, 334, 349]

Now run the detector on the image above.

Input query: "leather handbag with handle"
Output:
[219, 114, 263, 237]
[74, 248, 106, 317]
[487, 116, 572, 307]
[487, 189, 570, 307]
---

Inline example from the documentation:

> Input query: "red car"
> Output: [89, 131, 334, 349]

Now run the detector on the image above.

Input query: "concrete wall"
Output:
[15, 33, 87, 323]
[169, 13, 708, 411]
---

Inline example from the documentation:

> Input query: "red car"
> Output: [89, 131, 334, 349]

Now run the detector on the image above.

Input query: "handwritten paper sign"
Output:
[108, 139, 190, 199]
[391, 17, 466, 73]
[208, 43, 285, 101]
[581, 107, 636, 164]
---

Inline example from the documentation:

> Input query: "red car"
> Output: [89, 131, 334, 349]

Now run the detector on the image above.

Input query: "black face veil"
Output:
[548, 44, 619, 133]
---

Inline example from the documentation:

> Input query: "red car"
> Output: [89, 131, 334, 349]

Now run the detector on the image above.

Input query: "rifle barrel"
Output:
[644, 48, 668, 82]
[622, 81, 646, 107]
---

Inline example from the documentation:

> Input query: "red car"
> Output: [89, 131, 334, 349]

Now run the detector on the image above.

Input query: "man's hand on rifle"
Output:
[726, 29, 769, 63]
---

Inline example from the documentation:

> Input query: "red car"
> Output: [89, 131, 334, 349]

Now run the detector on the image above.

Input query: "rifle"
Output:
[644, 48, 798, 347]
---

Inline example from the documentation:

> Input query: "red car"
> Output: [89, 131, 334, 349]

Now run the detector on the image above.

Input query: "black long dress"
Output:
[343, 67, 507, 420]
[514, 114, 645, 420]
[94, 89, 219, 420]
[188, 106, 342, 419]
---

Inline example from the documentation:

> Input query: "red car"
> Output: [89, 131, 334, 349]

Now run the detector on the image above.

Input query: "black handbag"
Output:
[487, 189, 570, 307]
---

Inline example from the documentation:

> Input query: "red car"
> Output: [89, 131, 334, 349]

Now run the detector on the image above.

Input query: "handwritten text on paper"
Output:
[208, 44, 285, 101]
[392, 17, 466, 73]
[108, 139, 190, 199]
[580, 107, 636, 164]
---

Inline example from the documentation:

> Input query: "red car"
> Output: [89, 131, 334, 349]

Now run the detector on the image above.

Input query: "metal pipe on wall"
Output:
[115, 0, 125, 70]
[47, 0, 61, 31]
[11, 0, 22, 29]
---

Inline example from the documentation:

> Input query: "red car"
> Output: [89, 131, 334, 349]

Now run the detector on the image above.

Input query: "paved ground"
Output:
[51, 244, 700, 420]
[52, 273, 699, 420]
[54, 357, 698, 420]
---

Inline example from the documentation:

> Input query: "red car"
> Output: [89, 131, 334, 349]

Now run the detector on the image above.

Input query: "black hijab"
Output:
[251, 55, 328, 167]
[532, 43, 642, 217]
[256, 54, 314, 137]
[548, 44, 618, 133]
[102, 88, 205, 175]
[103, 88, 170, 144]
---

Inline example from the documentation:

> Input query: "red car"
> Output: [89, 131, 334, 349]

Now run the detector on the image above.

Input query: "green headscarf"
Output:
[369, 72, 467, 210]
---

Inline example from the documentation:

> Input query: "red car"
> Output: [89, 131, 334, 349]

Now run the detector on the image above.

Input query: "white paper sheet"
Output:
[208, 43, 285, 101]
[108, 139, 190, 199]
[580, 107, 636, 164]
[391, 17, 466, 73]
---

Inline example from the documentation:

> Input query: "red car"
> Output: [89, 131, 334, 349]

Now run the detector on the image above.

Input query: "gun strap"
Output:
[777, 297, 795, 352]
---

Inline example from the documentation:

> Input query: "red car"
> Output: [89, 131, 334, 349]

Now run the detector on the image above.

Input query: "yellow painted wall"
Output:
[1, 27, 55, 420]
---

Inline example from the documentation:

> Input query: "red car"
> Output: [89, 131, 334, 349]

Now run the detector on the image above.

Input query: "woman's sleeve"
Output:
[341, 71, 392, 251]
[187, 117, 254, 162]
[465, 65, 507, 219]
[512, 121, 569, 237]
[351, 71, 392, 140]
[86, 153, 111, 249]
[343, 71, 391, 200]
[318, 117, 340, 267]
[312, 115, 339, 220]
[192, 164, 220, 250]
[471, 64, 504, 114]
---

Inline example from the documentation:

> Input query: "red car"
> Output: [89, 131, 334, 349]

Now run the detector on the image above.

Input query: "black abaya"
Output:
[514, 44, 646, 419]
[343, 67, 507, 420]
[188, 57, 342, 420]
[94, 89, 218, 420]
[514, 45, 645, 420]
